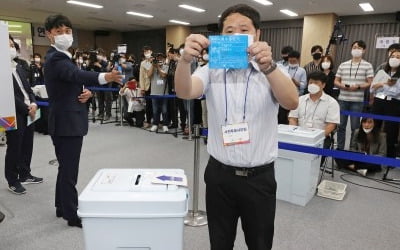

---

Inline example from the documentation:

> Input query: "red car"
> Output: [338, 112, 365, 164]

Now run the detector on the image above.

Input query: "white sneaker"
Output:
[357, 169, 367, 176]
[162, 126, 168, 132]
[149, 125, 158, 132]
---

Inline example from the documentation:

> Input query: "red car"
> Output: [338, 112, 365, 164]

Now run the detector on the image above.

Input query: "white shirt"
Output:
[193, 61, 287, 167]
[288, 92, 340, 130]
[11, 61, 30, 106]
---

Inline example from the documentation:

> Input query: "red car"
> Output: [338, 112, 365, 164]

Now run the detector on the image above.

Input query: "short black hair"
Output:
[44, 15, 72, 31]
[281, 46, 293, 55]
[218, 4, 260, 32]
[388, 43, 400, 52]
[33, 53, 42, 58]
[143, 46, 152, 51]
[308, 71, 327, 83]
[311, 45, 323, 54]
[288, 50, 300, 59]
[351, 40, 367, 49]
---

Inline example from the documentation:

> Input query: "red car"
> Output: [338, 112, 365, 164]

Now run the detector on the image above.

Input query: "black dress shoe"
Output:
[0, 211, 5, 223]
[67, 218, 82, 228]
[56, 208, 63, 218]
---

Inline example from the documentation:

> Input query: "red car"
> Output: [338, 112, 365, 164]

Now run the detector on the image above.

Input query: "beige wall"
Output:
[300, 13, 337, 66]
[166, 25, 190, 52]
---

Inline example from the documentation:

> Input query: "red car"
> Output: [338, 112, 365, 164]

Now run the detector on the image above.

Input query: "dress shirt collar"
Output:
[51, 44, 72, 59]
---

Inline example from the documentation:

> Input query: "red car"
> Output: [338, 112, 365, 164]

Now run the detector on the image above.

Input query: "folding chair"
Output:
[319, 129, 336, 183]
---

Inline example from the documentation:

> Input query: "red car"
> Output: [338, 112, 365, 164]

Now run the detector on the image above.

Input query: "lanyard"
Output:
[350, 61, 361, 79]
[304, 97, 321, 121]
[224, 68, 254, 123]
[289, 67, 298, 78]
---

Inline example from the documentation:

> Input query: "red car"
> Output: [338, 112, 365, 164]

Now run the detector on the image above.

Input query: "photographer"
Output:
[30, 53, 44, 86]
[91, 49, 112, 121]
[119, 77, 145, 127]
[147, 53, 169, 132]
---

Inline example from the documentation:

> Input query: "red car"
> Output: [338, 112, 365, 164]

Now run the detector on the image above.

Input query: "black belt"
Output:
[210, 156, 274, 177]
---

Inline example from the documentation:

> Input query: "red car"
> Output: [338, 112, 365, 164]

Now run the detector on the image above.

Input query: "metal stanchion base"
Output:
[184, 210, 207, 227]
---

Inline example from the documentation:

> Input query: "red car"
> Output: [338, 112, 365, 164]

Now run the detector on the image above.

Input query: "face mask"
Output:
[288, 63, 299, 68]
[78, 58, 83, 64]
[351, 49, 363, 58]
[119, 58, 126, 64]
[96, 55, 102, 61]
[321, 62, 331, 70]
[179, 48, 184, 56]
[34, 57, 41, 63]
[389, 57, 400, 68]
[54, 33, 73, 51]
[307, 84, 320, 94]
[362, 127, 373, 134]
[203, 54, 209, 61]
[144, 52, 152, 58]
[9, 47, 17, 60]
[312, 53, 322, 60]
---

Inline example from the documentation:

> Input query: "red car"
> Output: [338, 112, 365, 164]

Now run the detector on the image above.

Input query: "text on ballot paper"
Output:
[209, 35, 252, 69]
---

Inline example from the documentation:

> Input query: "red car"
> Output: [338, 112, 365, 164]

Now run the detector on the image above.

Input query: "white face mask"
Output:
[54, 33, 73, 51]
[34, 57, 41, 63]
[119, 58, 126, 64]
[288, 63, 299, 68]
[351, 49, 363, 58]
[144, 52, 152, 58]
[362, 127, 373, 134]
[389, 57, 400, 68]
[96, 55, 102, 61]
[307, 84, 320, 94]
[78, 58, 83, 64]
[10, 47, 17, 60]
[321, 62, 331, 70]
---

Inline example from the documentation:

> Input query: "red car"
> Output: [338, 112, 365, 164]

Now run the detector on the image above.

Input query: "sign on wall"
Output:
[0, 21, 17, 131]
[376, 36, 400, 49]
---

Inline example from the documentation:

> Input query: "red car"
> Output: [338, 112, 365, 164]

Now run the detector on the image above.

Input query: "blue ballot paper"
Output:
[209, 34, 253, 69]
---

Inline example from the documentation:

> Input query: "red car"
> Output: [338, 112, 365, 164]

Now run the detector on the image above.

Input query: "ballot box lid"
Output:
[78, 169, 188, 218]
[278, 124, 325, 146]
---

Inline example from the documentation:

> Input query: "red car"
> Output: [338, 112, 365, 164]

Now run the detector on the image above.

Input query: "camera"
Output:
[88, 50, 98, 62]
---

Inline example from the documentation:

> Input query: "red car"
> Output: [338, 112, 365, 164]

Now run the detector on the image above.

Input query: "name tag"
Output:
[157, 79, 164, 85]
[221, 122, 250, 146]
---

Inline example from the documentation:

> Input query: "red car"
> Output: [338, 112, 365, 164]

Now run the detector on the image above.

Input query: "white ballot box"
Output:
[275, 125, 325, 206]
[78, 168, 188, 250]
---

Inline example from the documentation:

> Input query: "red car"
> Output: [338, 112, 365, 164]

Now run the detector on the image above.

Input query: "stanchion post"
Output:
[119, 95, 123, 127]
[184, 124, 207, 227]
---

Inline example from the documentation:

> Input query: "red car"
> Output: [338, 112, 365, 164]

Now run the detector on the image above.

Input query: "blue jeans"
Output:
[337, 100, 363, 150]
[152, 98, 168, 126]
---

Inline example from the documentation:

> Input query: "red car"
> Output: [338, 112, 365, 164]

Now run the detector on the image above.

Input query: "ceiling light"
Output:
[252, 0, 273, 6]
[169, 19, 190, 25]
[66, 1, 103, 9]
[9, 30, 22, 33]
[126, 11, 154, 18]
[178, 4, 205, 13]
[8, 24, 22, 28]
[359, 3, 374, 12]
[280, 9, 298, 17]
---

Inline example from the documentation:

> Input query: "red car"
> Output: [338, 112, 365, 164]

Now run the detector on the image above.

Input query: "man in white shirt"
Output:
[289, 71, 340, 153]
[174, 4, 298, 250]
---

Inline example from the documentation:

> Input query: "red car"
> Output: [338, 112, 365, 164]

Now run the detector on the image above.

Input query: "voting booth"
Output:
[275, 125, 325, 206]
[78, 169, 188, 250]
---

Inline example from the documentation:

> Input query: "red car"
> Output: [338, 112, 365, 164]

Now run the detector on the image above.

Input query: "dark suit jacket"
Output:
[44, 47, 101, 136]
[12, 65, 36, 128]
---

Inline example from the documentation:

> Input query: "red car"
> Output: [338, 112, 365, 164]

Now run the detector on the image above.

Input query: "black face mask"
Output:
[312, 53, 322, 60]
[282, 56, 289, 62]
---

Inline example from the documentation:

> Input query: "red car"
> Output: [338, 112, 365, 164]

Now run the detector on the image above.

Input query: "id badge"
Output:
[221, 122, 250, 146]
[156, 79, 164, 85]
[305, 121, 313, 128]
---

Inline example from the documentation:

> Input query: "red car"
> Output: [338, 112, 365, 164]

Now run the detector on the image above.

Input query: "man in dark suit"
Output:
[43, 15, 122, 228]
[5, 35, 43, 195]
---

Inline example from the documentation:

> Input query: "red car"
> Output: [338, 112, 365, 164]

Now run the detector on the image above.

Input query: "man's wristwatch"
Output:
[262, 61, 277, 76]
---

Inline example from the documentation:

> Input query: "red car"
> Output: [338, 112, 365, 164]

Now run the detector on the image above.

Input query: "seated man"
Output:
[288, 71, 340, 158]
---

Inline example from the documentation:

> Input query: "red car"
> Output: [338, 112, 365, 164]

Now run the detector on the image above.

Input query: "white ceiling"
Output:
[0, 0, 399, 31]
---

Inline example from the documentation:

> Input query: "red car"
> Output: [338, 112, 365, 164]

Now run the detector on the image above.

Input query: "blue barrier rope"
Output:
[340, 110, 400, 123]
[278, 142, 400, 168]
[87, 87, 120, 92]
[36, 101, 49, 107]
